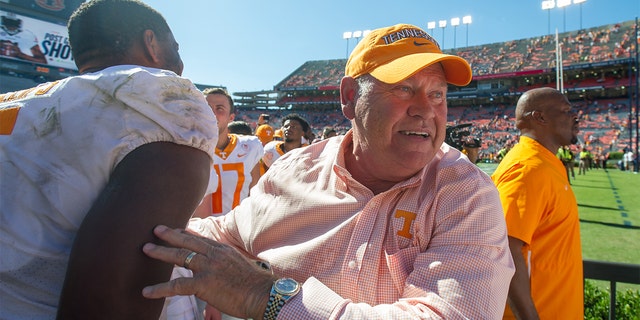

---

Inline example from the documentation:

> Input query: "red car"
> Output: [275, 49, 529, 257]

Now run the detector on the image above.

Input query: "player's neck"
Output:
[282, 140, 302, 153]
[217, 132, 231, 151]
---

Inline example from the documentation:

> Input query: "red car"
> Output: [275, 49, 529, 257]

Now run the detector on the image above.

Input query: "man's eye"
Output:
[392, 86, 413, 98]
[428, 91, 445, 102]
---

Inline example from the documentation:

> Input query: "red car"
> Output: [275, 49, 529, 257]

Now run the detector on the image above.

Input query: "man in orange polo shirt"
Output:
[492, 87, 583, 319]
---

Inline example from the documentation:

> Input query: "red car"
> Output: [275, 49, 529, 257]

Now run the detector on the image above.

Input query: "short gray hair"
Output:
[355, 75, 375, 100]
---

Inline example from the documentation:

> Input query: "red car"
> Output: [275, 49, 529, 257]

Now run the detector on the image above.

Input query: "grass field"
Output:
[477, 162, 640, 291]
[571, 167, 640, 265]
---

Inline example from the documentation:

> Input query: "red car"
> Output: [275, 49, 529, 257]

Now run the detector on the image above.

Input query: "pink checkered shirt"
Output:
[189, 131, 514, 319]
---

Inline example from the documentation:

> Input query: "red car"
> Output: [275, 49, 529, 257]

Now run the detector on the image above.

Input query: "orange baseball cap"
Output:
[345, 24, 472, 86]
[255, 124, 274, 144]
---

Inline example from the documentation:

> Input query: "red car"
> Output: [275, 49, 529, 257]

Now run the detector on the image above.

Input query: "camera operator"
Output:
[445, 123, 481, 163]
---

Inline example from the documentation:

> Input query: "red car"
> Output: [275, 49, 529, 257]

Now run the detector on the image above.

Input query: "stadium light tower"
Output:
[438, 20, 447, 49]
[342, 31, 352, 59]
[462, 15, 472, 47]
[557, 0, 571, 32]
[542, 0, 555, 35]
[427, 21, 436, 36]
[451, 17, 460, 49]
[574, 0, 586, 30]
[352, 30, 363, 43]
[342, 30, 371, 59]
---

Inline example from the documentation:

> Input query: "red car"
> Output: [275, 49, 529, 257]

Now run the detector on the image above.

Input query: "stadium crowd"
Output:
[271, 20, 636, 92]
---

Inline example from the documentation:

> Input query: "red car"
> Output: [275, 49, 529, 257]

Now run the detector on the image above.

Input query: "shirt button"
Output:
[348, 261, 357, 269]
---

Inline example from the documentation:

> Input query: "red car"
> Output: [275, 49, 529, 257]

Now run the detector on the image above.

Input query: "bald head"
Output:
[514, 87, 579, 152]
[516, 87, 567, 129]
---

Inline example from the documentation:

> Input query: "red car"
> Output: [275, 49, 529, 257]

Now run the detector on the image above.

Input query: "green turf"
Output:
[571, 167, 640, 265]
[571, 167, 640, 292]
[478, 162, 640, 291]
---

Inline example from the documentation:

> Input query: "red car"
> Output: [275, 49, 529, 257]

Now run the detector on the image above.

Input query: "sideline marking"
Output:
[606, 171, 633, 226]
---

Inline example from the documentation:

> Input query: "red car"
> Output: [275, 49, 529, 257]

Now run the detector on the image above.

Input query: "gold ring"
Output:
[184, 251, 197, 269]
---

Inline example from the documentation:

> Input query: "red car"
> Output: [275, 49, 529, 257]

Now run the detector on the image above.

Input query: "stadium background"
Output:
[0, 0, 637, 162]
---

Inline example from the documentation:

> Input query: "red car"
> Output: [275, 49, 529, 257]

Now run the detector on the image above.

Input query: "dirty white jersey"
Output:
[205, 133, 263, 216]
[0, 65, 217, 318]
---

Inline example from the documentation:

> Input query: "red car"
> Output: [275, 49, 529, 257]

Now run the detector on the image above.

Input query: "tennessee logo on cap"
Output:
[380, 27, 440, 49]
[345, 23, 472, 86]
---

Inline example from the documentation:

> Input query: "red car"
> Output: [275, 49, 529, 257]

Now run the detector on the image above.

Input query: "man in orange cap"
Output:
[254, 113, 274, 146]
[272, 128, 283, 141]
[142, 23, 513, 320]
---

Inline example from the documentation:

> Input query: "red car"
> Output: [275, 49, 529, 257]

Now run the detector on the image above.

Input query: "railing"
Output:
[583, 259, 640, 320]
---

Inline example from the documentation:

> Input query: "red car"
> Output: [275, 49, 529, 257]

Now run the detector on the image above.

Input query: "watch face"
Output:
[274, 278, 300, 295]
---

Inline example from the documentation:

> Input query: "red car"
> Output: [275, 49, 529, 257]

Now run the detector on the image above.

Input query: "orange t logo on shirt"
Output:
[395, 209, 417, 239]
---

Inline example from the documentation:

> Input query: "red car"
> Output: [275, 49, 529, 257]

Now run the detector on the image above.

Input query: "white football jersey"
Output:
[261, 140, 310, 170]
[205, 133, 263, 215]
[261, 140, 286, 169]
[0, 65, 217, 318]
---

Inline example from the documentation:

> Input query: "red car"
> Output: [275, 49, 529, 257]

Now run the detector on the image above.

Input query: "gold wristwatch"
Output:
[263, 278, 300, 320]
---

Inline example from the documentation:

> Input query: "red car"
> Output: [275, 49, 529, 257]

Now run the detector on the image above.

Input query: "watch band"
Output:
[263, 278, 300, 320]
[262, 287, 285, 320]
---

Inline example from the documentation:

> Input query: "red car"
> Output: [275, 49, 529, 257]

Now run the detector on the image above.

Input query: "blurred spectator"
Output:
[272, 128, 283, 141]
[228, 120, 253, 136]
[578, 146, 591, 175]
[557, 145, 576, 182]
[261, 113, 309, 172]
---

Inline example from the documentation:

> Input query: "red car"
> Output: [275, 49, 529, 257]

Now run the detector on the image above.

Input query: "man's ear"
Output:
[340, 76, 357, 120]
[531, 110, 545, 124]
[142, 29, 161, 63]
